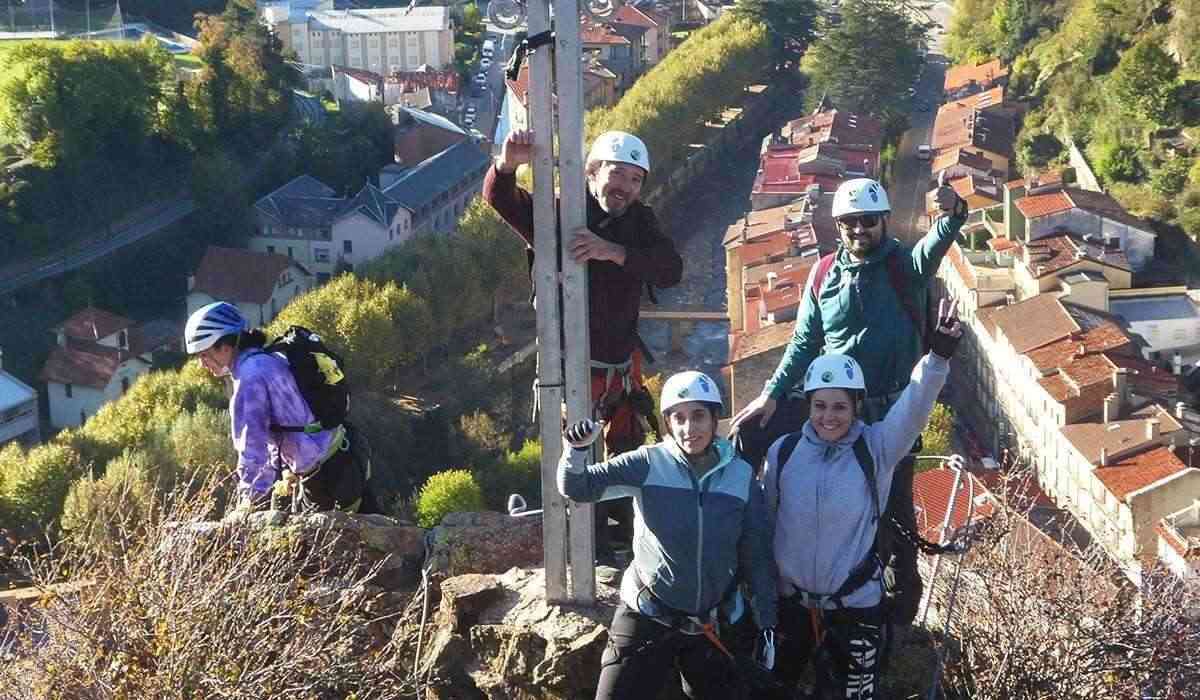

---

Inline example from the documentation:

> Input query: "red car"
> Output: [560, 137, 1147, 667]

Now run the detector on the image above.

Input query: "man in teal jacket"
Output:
[731, 176, 967, 624]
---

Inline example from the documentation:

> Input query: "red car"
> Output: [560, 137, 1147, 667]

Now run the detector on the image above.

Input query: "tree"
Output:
[1017, 132, 1063, 170]
[731, 0, 818, 68]
[1093, 139, 1142, 184]
[801, 0, 926, 117]
[457, 197, 528, 326]
[919, 402, 954, 463]
[1108, 39, 1181, 124]
[189, 0, 297, 144]
[0, 40, 174, 168]
[1152, 157, 1191, 197]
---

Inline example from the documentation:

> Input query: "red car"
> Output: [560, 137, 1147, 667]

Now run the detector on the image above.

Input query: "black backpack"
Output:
[261, 326, 350, 433]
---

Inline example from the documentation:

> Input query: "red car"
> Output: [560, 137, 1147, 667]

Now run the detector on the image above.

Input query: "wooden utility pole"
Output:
[528, 0, 594, 604]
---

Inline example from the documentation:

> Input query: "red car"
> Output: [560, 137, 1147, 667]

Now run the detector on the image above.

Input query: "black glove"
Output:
[929, 297, 963, 360]
[753, 628, 776, 671]
[564, 419, 604, 450]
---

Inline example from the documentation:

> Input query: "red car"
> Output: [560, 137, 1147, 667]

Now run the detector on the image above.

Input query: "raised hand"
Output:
[564, 419, 604, 450]
[929, 296, 964, 359]
[933, 169, 967, 217]
[497, 129, 534, 174]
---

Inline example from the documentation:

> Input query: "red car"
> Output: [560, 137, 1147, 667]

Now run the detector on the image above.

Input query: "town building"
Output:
[943, 58, 1009, 100]
[581, 17, 638, 92]
[384, 69, 460, 113]
[0, 356, 39, 447]
[606, 4, 670, 66]
[275, 6, 454, 74]
[331, 65, 384, 105]
[187, 246, 314, 327]
[252, 118, 489, 277]
[40, 308, 177, 430]
[1156, 500, 1200, 580]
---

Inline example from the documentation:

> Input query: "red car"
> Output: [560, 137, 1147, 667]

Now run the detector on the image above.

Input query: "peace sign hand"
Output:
[929, 297, 963, 360]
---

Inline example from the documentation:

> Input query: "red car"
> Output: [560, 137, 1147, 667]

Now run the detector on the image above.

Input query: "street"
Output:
[889, 54, 946, 245]
[460, 16, 521, 146]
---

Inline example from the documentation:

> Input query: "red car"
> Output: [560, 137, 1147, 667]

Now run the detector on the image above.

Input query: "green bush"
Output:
[0, 442, 86, 535]
[1179, 207, 1200, 241]
[415, 469, 485, 528]
[473, 439, 542, 512]
[1093, 140, 1143, 183]
[1189, 158, 1200, 188]
[918, 402, 955, 466]
[1152, 157, 1191, 196]
[159, 404, 236, 483]
[60, 449, 160, 557]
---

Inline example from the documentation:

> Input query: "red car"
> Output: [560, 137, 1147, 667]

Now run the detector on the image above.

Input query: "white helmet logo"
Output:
[609, 136, 623, 153]
[821, 370, 834, 383]
[630, 149, 642, 162]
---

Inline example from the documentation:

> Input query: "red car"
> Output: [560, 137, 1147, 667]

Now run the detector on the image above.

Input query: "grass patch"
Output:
[172, 51, 203, 71]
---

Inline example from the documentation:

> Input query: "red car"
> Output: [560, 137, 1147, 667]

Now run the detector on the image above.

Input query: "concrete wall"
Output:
[0, 396, 38, 446]
[1068, 139, 1103, 193]
[728, 347, 784, 416]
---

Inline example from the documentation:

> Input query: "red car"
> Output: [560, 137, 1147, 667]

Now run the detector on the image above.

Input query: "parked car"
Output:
[466, 104, 477, 116]
[916, 144, 932, 160]
[464, 113, 476, 127]
[480, 57, 492, 71]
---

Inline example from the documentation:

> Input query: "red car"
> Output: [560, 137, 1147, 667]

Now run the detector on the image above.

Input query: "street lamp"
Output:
[487, 0, 620, 30]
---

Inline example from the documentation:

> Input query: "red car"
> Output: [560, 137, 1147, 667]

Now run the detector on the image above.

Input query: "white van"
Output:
[482, 39, 496, 59]
[916, 144, 932, 160]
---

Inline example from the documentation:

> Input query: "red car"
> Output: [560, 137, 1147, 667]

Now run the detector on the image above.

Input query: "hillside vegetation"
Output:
[948, 0, 1200, 250]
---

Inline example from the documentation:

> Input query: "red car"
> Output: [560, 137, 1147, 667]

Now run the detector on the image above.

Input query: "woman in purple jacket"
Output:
[184, 301, 368, 513]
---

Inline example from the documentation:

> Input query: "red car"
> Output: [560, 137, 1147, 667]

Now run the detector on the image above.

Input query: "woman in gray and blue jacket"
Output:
[558, 370, 777, 700]
[763, 299, 963, 699]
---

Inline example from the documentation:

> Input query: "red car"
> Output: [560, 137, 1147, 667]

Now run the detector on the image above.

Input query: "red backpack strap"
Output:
[884, 249, 928, 349]
[808, 252, 838, 304]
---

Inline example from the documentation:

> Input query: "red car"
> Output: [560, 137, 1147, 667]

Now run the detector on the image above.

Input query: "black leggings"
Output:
[595, 603, 736, 700]
[776, 598, 887, 700]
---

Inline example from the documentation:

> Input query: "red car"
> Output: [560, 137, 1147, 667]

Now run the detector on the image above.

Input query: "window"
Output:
[317, 272, 331, 283]
[389, 35, 400, 48]
[350, 36, 361, 47]
[406, 32, 418, 46]
[65, 383, 73, 398]
[1174, 328, 1187, 342]
[343, 240, 353, 254]
[118, 329, 128, 349]
[266, 245, 276, 254]
[121, 377, 130, 394]
[80, 409, 86, 425]
[287, 246, 294, 259]
[369, 35, 380, 47]
[314, 247, 330, 263]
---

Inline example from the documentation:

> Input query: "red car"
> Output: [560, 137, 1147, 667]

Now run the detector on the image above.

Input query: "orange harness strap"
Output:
[809, 607, 826, 646]
[700, 622, 735, 660]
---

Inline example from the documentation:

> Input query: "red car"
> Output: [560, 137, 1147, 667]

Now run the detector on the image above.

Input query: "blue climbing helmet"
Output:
[185, 301, 247, 354]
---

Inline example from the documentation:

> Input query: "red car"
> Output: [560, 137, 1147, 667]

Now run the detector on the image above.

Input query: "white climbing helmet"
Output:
[660, 370, 722, 415]
[185, 301, 247, 354]
[587, 130, 650, 174]
[831, 178, 891, 219]
[803, 354, 867, 395]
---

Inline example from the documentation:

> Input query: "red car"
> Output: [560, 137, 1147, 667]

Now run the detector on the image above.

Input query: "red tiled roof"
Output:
[744, 257, 818, 289]
[609, 4, 659, 28]
[942, 85, 1006, 112]
[1109, 354, 1182, 396]
[57, 307, 134, 342]
[728, 322, 794, 364]
[1021, 233, 1130, 277]
[786, 108, 883, 150]
[723, 202, 807, 246]
[1095, 446, 1189, 500]
[581, 20, 630, 45]
[1016, 190, 1073, 218]
[987, 237, 1018, 252]
[506, 62, 530, 107]
[40, 339, 132, 390]
[762, 280, 803, 314]
[334, 65, 383, 86]
[913, 468, 998, 543]
[385, 69, 460, 93]
[192, 246, 305, 305]
[1063, 188, 1153, 231]
[1061, 405, 1184, 464]
[1025, 320, 1132, 372]
[944, 59, 1008, 92]
[991, 294, 1078, 353]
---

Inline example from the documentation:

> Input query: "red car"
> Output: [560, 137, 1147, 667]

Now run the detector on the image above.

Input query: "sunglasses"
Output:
[837, 214, 881, 229]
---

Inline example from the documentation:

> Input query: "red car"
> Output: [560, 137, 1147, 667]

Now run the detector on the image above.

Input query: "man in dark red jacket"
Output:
[484, 128, 683, 556]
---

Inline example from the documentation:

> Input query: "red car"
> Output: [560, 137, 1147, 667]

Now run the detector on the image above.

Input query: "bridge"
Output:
[640, 304, 728, 354]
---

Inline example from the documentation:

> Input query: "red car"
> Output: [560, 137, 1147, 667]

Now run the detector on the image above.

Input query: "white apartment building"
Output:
[283, 7, 454, 74]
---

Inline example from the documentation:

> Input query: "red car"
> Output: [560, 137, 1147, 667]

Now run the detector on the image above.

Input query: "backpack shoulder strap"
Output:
[807, 252, 838, 304]
[774, 432, 804, 511]
[885, 248, 928, 349]
[852, 434, 880, 524]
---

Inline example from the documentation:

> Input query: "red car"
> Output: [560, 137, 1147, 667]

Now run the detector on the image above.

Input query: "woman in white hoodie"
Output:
[762, 300, 962, 699]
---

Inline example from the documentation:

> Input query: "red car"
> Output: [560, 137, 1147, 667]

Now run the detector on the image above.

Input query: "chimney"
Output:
[1103, 393, 1119, 424]
[1113, 368, 1129, 413]
[187, 274, 196, 292]
[1147, 419, 1161, 442]
[91, 322, 99, 340]
[1178, 402, 1188, 420]
[56, 329, 66, 348]
[766, 272, 778, 292]
[1075, 343, 1086, 359]
[1174, 352, 1183, 376]
[1100, 447, 1108, 467]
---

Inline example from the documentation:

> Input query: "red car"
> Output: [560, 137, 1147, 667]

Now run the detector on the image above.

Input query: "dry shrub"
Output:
[0, 480, 419, 699]
[922, 467, 1200, 699]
